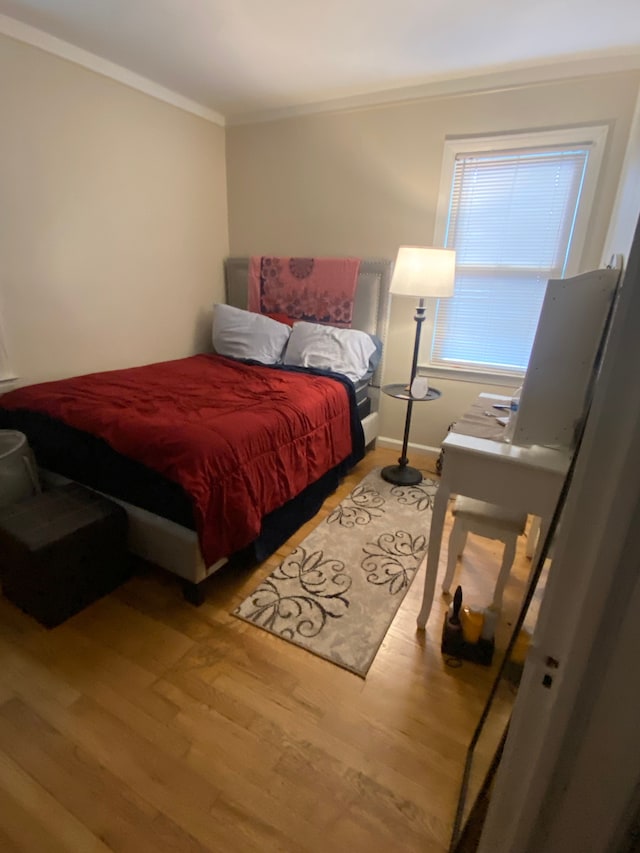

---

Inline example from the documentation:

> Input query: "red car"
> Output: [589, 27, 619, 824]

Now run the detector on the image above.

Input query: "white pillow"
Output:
[212, 304, 291, 364]
[283, 321, 377, 382]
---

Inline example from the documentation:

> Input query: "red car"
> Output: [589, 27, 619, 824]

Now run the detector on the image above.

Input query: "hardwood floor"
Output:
[0, 447, 541, 852]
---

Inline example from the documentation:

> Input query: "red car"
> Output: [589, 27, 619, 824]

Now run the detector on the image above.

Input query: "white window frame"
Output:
[420, 125, 609, 385]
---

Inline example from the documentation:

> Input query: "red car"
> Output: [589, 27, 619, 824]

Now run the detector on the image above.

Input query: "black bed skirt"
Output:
[0, 409, 356, 566]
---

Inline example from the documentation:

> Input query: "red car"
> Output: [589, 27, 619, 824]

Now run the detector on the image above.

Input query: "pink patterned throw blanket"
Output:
[248, 256, 360, 328]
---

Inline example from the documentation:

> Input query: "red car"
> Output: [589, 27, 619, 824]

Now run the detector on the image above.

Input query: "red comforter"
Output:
[0, 355, 356, 565]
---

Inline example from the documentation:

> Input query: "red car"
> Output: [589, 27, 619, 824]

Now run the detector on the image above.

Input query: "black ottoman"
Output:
[0, 483, 131, 627]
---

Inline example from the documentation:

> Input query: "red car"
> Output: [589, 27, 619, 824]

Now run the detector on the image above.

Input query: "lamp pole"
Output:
[409, 299, 426, 388]
[381, 245, 454, 487]
[399, 299, 426, 462]
[381, 299, 426, 486]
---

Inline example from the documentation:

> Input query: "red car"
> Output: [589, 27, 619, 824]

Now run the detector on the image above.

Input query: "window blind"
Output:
[432, 145, 591, 374]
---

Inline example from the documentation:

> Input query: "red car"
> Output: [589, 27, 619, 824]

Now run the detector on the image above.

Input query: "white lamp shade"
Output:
[389, 246, 456, 298]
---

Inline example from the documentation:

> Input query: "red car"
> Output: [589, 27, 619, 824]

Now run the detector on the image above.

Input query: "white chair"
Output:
[442, 496, 528, 611]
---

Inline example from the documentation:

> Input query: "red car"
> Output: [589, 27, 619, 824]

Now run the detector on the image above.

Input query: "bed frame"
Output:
[43, 257, 393, 601]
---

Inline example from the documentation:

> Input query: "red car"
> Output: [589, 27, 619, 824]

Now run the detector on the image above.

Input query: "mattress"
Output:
[354, 377, 372, 420]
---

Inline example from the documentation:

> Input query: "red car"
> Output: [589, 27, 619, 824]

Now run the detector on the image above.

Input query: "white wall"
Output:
[602, 87, 640, 263]
[0, 33, 229, 387]
[226, 71, 640, 446]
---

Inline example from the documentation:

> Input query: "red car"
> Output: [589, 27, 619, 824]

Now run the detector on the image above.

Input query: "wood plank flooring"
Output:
[0, 447, 542, 852]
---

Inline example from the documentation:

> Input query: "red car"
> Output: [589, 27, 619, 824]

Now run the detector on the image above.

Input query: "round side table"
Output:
[381, 383, 442, 485]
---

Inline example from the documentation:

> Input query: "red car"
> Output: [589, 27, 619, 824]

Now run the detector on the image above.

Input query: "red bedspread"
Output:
[0, 355, 355, 565]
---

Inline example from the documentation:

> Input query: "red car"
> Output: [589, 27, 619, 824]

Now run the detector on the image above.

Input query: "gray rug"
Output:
[233, 468, 438, 676]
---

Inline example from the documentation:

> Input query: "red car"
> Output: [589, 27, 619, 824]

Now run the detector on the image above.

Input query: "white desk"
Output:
[416, 420, 571, 629]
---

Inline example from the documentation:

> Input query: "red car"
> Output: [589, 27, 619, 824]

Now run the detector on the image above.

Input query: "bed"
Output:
[0, 257, 392, 603]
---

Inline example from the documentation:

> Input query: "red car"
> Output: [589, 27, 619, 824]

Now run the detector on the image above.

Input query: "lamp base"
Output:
[381, 464, 423, 486]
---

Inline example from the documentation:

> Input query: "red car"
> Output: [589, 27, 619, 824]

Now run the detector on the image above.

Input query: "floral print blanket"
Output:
[248, 256, 360, 328]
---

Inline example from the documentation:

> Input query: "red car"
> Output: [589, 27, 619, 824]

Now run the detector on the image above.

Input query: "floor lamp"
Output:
[381, 246, 456, 486]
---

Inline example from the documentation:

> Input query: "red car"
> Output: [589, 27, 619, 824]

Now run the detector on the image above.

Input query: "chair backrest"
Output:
[512, 267, 620, 449]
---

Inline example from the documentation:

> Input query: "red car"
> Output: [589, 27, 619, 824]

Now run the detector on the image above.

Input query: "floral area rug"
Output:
[232, 468, 438, 677]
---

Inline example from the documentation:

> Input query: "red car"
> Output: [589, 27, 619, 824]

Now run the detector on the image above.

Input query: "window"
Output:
[425, 126, 608, 379]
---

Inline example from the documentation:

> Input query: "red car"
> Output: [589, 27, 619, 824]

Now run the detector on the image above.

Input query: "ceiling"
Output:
[1, 0, 640, 124]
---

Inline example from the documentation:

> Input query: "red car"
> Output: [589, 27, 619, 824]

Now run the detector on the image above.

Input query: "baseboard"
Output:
[377, 436, 442, 455]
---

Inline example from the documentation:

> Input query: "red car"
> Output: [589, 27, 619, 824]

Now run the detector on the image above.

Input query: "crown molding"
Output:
[2, 12, 639, 130]
[0, 14, 225, 126]
[226, 50, 640, 126]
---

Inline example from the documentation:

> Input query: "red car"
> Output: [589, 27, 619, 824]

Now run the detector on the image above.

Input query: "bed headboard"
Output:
[223, 257, 393, 385]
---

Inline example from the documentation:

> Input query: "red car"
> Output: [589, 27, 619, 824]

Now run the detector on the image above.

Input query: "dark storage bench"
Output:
[0, 483, 131, 627]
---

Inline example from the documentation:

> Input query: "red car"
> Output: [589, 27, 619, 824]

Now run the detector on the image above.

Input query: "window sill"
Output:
[417, 364, 523, 388]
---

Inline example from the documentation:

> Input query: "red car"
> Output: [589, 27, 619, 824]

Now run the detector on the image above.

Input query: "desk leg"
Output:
[526, 516, 551, 588]
[526, 516, 541, 558]
[417, 479, 451, 630]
